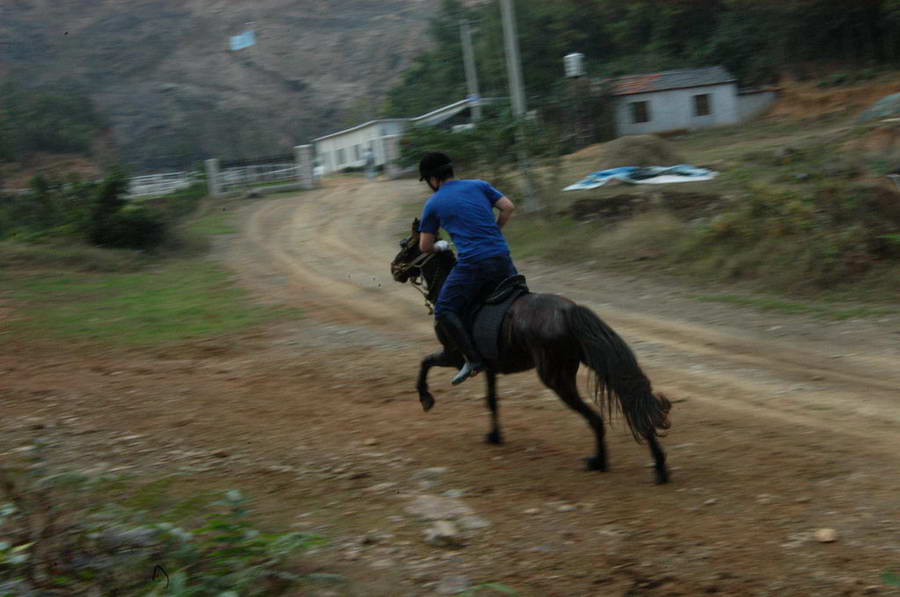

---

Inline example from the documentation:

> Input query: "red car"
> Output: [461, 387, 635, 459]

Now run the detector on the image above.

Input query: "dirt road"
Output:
[3, 178, 899, 596]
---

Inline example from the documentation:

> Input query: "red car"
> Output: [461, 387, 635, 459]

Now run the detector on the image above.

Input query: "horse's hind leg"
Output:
[417, 350, 463, 412]
[646, 432, 669, 484]
[538, 359, 608, 472]
[484, 370, 502, 444]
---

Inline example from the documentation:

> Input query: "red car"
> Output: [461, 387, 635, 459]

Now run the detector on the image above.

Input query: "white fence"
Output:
[127, 171, 200, 198]
[219, 163, 297, 192]
[128, 162, 300, 197]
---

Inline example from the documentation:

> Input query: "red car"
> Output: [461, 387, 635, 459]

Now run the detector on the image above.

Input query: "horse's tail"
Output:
[568, 305, 671, 442]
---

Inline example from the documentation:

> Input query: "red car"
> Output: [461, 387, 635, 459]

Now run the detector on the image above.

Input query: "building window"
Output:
[694, 94, 712, 116]
[630, 101, 650, 124]
[337, 148, 345, 166]
[354, 145, 361, 161]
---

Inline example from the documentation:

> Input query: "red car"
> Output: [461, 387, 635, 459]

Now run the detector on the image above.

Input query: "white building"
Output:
[312, 98, 490, 175]
[609, 66, 778, 136]
[313, 119, 407, 175]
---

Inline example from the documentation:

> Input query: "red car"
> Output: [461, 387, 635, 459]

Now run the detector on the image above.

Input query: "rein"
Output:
[398, 251, 436, 275]
[397, 251, 443, 315]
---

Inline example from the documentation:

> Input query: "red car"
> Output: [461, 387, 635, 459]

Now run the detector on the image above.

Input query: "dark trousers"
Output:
[434, 254, 518, 318]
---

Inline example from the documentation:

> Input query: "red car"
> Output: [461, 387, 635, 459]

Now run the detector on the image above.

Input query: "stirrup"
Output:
[451, 360, 483, 385]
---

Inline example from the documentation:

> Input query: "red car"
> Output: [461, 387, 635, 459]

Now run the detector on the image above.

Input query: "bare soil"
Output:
[2, 178, 899, 596]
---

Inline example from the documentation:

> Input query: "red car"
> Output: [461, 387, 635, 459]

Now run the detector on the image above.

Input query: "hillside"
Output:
[0, 0, 441, 171]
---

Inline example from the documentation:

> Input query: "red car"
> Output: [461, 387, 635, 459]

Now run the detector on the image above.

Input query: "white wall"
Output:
[314, 120, 410, 174]
[737, 90, 779, 121]
[614, 83, 739, 137]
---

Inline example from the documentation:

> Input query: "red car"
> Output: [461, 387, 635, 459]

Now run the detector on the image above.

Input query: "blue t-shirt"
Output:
[419, 179, 510, 265]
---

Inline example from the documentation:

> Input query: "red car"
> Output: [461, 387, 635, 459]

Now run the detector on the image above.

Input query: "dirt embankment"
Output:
[769, 74, 900, 120]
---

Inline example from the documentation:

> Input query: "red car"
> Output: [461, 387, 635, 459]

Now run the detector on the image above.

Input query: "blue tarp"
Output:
[563, 164, 718, 191]
[229, 30, 256, 51]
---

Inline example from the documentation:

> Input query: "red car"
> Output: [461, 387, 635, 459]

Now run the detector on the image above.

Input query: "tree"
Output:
[383, 0, 900, 124]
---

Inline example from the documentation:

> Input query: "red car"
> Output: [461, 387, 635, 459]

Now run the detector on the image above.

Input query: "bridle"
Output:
[396, 250, 436, 275]
[392, 237, 443, 315]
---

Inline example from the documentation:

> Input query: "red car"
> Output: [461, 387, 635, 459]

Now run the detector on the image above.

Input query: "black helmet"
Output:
[418, 152, 453, 181]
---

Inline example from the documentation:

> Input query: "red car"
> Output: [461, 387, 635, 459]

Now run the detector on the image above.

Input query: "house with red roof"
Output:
[608, 66, 777, 136]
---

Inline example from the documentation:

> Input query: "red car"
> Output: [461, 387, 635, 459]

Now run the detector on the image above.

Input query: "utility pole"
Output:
[499, 0, 538, 212]
[459, 19, 482, 122]
[564, 52, 589, 149]
[500, 0, 526, 118]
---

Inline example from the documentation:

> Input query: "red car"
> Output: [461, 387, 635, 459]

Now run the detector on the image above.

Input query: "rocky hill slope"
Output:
[0, 0, 441, 170]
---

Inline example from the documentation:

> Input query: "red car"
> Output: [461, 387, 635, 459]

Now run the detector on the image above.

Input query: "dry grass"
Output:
[588, 211, 689, 262]
[565, 134, 686, 171]
[769, 72, 900, 119]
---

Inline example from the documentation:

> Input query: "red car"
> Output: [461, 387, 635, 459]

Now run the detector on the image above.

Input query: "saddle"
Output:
[467, 274, 529, 361]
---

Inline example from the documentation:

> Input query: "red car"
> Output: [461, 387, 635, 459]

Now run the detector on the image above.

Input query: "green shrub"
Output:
[89, 208, 167, 250]
[1, 446, 325, 596]
[0, 170, 206, 252]
[0, 175, 97, 239]
[674, 182, 900, 288]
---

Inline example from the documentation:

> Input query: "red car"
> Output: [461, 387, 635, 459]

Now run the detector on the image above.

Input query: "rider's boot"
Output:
[436, 312, 484, 385]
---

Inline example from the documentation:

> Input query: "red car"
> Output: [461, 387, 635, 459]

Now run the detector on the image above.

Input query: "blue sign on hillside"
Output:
[229, 30, 256, 51]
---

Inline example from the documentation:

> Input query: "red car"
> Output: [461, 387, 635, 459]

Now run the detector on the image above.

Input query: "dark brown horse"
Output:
[390, 218, 673, 484]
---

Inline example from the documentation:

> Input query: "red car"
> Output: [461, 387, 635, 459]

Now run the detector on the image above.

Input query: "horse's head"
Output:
[390, 217, 423, 284]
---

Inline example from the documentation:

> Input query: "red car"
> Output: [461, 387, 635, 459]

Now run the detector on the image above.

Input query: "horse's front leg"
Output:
[484, 370, 503, 444]
[416, 349, 463, 412]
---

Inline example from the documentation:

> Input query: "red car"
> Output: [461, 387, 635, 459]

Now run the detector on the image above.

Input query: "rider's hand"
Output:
[433, 240, 451, 252]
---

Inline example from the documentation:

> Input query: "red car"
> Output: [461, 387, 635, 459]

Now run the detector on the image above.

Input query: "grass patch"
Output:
[504, 215, 597, 263]
[186, 210, 240, 236]
[116, 477, 221, 523]
[692, 293, 898, 320]
[1, 260, 301, 346]
[0, 240, 151, 272]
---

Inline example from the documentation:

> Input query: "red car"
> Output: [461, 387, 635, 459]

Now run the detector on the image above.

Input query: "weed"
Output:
[0, 445, 324, 596]
[883, 570, 900, 586]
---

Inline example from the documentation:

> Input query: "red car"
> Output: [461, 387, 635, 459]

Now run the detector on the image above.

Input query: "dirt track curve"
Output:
[219, 178, 900, 595]
[4, 177, 899, 596]
[234, 179, 900, 443]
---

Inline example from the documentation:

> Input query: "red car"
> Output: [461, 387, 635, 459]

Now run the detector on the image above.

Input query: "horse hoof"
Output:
[420, 394, 435, 412]
[655, 470, 670, 484]
[485, 431, 503, 445]
[584, 457, 607, 472]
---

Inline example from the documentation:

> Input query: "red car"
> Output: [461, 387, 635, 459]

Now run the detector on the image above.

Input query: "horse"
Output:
[390, 218, 673, 484]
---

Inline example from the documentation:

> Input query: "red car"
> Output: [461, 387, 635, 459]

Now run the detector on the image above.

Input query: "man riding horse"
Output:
[393, 159, 673, 483]
[417, 151, 519, 385]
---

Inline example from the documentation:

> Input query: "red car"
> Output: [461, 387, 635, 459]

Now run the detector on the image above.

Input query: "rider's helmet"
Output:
[418, 152, 454, 182]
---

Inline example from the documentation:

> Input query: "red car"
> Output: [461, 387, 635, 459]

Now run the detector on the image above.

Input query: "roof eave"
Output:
[611, 79, 738, 97]
[312, 118, 410, 143]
